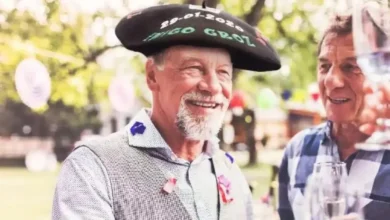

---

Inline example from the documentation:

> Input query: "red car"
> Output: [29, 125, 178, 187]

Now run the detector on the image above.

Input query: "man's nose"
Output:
[198, 71, 222, 95]
[324, 66, 345, 90]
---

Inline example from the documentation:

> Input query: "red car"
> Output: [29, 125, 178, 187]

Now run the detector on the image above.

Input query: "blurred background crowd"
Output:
[0, 0, 331, 219]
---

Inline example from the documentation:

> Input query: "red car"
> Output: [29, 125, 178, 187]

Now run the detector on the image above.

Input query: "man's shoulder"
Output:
[75, 130, 128, 150]
[212, 150, 245, 175]
[69, 129, 131, 162]
[284, 123, 327, 158]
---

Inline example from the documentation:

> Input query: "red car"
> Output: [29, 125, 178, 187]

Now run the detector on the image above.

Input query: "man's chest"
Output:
[288, 150, 390, 220]
[151, 157, 219, 220]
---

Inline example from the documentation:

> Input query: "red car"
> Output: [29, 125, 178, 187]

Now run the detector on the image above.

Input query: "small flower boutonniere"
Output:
[217, 175, 233, 204]
[162, 177, 177, 194]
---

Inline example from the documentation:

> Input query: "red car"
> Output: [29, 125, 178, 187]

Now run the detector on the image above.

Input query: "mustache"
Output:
[182, 92, 229, 104]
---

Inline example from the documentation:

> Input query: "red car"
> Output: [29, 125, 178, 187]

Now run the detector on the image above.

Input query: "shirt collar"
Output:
[321, 120, 334, 147]
[126, 108, 220, 156]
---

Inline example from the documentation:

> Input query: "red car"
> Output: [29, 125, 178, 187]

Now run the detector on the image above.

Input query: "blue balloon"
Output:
[281, 90, 292, 101]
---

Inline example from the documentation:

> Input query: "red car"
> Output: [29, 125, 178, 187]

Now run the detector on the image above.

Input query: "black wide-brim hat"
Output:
[115, 3, 281, 72]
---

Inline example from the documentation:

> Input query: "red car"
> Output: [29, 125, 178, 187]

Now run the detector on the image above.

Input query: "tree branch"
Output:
[67, 44, 123, 75]
[84, 44, 122, 63]
[273, 10, 318, 48]
[244, 0, 266, 26]
[185, 0, 218, 8]
[69, 31, 85, 57]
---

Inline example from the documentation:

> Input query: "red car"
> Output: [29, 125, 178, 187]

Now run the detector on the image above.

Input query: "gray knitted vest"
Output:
[78, 130, 249, 220]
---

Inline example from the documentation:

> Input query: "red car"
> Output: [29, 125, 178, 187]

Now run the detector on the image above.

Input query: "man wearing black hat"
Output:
[52, 3, 280, 220]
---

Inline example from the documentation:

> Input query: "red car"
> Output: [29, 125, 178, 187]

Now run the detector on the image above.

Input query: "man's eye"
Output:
[183, 66, 204, 75]
[187, 66, 203, 71]
[341, 63, 361, 74]
[220, 70, 231, 76]
[319, 63, 331, 72]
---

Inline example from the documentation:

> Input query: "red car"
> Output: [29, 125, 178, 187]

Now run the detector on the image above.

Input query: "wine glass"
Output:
[304, 171, 364, 220]
[304, 162, 348, 220]
[352, 0, 390, 150]
[313, 162, 348, 180]
[320, 176, 364, 220]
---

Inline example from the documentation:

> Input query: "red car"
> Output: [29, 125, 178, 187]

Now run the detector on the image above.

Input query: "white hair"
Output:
[175, 91, 229, 140]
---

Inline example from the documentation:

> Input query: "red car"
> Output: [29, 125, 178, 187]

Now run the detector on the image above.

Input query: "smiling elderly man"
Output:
[52, 2, 280, 220]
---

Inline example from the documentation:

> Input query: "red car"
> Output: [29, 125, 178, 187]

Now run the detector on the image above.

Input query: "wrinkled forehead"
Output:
[165, 45, 232, 64]
[318, 33, 356, 62]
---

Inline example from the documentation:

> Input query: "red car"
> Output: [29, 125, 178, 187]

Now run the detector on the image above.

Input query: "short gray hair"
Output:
[317, 14, 352, 56]
[149, 49, 166, 70]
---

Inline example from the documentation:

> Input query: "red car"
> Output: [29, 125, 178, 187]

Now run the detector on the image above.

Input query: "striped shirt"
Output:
[278, 121, 390, 220]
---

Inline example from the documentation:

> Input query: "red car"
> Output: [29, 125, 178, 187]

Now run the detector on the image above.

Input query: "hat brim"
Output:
[116, 4, 281, 72]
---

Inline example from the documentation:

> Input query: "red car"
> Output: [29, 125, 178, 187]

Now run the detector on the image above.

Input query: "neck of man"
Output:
[332, 122, 368, 161]
[150, 108, 205, 162]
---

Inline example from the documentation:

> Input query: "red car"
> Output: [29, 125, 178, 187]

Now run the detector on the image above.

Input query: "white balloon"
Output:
[108, 75, 135, 113]
[14, 58, 51, 109]
[308, 82, 319, 94]
[222, 124, 235, 145]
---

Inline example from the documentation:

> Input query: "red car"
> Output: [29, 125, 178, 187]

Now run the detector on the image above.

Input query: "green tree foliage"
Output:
[0, 0, 124, 138]
[0, 0, 326, 163]
[0, 0, 121, 108]
[0, 0, 325, 108]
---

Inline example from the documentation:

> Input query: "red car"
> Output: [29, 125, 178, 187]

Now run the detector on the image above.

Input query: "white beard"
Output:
[175, 92, 229, 140]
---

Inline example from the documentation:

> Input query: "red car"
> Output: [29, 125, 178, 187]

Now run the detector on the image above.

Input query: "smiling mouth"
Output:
[187, 100, 221, 109]
[328, 97, 351, 104]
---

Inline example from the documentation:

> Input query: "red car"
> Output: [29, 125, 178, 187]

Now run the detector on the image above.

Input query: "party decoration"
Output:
[229, 90, 246, 109]
[308, 83, 320, 101]
[256, 88, 278, 109]
[108, 75, 135, 113]
[281, 89, 292, 101]
[14, 58, 51, 109]
[222, 124, 235, 145]
[291, 89, 307, 103]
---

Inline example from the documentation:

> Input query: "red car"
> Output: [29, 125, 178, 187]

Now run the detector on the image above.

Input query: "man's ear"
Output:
[145, 58, 160, 92]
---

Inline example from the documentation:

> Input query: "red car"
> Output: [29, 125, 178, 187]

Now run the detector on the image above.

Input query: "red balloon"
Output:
[229, 91, 246, 109]
[311, 92, 320, 101]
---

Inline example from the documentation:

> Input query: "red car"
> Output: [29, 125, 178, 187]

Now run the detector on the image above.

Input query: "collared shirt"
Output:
[52, 108, 253, 220]
[278, 121, 390, 220]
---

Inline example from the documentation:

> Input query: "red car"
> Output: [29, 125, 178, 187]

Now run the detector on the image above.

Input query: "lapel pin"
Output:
[217, 175, 233, 204]
[225, 152, 234, 164]
[130, 121, 146, 136]
[162, 177, 177, 194]
[218, 184, 234, 204]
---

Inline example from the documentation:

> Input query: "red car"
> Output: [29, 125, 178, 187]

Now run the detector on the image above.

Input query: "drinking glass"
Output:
[352, 0, 390, 150]
[303, 162, 364, 220]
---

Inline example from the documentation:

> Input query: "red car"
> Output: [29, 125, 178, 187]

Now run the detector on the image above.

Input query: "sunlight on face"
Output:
[150, 45, 233, 141]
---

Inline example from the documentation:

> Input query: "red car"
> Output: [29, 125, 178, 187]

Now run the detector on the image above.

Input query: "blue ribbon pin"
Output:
[130, 121, 146, 136]
[225, 152, 234, 164]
